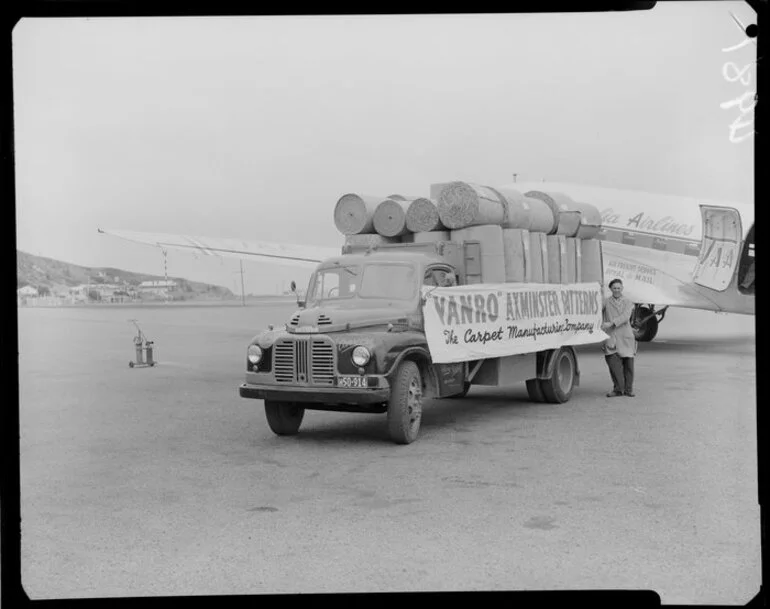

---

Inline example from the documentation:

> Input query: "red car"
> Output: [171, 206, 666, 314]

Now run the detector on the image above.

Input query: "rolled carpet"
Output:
[502, 228, 530, 283]
[564, 237, 578, 283]
[546, 234, 567, 283]
[522, 196, 557, 234]
[580, 238, 603, 284]
[524, 190, 581, 236]
[406, 197, 445, 233]
[373, 199, 411, 237]
[438, 181, 508, 230]
[494, 186, 532, 230]
[429, 182, 452, 201]
[571, 201, 603, 240]
[528, 232, 549, 283]
[334, 193, 390, 235]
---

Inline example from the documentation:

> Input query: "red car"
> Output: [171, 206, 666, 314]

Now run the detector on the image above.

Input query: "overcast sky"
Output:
[13, 4, 756, 294]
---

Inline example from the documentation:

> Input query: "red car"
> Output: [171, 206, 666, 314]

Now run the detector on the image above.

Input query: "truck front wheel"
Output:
[387, 360, 423, 444]
[540, 348, 577, 404]
[264, 400, 305, 436]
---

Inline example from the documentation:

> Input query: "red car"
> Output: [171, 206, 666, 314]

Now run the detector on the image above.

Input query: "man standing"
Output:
[601, 278, 637, 397]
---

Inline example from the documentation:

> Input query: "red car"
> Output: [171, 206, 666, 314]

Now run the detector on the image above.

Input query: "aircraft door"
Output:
[738, 224, 755, 295]
[692, 206, 742, 292]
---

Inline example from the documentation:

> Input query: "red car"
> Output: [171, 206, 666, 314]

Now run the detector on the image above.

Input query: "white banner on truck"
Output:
[423, 282, 608, 364]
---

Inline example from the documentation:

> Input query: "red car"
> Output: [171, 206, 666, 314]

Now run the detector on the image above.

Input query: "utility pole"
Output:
[233, 261, 246, 305]
[239, 259, 246, 306]
[161, 248, 169, 303]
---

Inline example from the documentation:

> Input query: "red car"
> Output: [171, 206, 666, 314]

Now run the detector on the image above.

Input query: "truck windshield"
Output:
[308, 263, 416, 304]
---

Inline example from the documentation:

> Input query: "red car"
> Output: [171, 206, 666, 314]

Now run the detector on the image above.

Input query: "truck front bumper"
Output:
[239, 381, 390, 407]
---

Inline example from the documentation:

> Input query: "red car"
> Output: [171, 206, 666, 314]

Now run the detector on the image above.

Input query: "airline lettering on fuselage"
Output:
[600, 208, 696, 237]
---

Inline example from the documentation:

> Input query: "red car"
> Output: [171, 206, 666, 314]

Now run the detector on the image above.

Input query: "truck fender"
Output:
[385, 347, 439, 399]
[536, 346, 580, 387]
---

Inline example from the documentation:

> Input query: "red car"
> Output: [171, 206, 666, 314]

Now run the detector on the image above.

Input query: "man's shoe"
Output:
[624, 392, 635, 397]
[606, 391, 623, 397]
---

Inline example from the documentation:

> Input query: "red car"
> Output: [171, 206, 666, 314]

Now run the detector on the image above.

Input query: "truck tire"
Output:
[526, 379, 546, 402]
[387, 360, 423, 444]
[540, 348, 577, 404]
[264, 400, 305, 436]
[632, 306, 659, 342]
[447, 382, 471, 399]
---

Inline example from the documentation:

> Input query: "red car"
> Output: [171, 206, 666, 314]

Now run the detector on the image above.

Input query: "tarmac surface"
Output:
[17, 302, 759, 603]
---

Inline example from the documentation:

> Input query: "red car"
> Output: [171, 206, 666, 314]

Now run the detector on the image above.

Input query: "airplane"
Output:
[509, 182, 755, 341]
[98, 181, 755, 342]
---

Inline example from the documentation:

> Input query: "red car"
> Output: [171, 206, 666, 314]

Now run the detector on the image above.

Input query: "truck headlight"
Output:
[248, 345, 263, 365]
[351, 346, 371, 367]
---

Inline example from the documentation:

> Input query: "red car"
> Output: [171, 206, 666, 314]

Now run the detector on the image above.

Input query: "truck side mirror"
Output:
[289, 280, 306, 307]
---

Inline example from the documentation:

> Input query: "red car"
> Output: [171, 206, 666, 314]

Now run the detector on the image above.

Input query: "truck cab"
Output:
[239, 241, 580, 444]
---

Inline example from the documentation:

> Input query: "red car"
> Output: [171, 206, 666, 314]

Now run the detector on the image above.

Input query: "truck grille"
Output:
[273, 338, 335, 386]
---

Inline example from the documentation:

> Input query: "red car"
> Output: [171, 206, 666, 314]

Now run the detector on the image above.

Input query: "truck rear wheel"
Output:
[387, 360, 423, 444]
[264, 400, 305, 436]
[540, 348, 577, 404]
[526, 379, 546, 402]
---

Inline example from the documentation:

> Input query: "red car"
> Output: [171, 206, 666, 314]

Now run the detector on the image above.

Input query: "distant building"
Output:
[68, 285, 90, 302]
[17, 285, 38, 297]
[138, 280, 177, 298]
[94, 284, 124, 302]
[17, 285, 38, 306]
[66, 283, 134, 303]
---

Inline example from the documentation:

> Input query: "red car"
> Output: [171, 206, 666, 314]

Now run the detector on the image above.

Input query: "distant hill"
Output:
[16, 250, 234, 300]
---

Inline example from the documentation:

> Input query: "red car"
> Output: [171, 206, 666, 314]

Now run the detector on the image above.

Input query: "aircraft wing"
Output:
[97, 228, 341, 269]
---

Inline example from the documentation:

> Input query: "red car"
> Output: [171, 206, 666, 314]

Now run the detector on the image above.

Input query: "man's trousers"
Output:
[605, 353, 634, 394]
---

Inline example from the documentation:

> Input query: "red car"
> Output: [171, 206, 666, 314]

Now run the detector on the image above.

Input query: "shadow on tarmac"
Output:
[288, 414, 392, 445]
[286, 389, 539, 445]
[575, 334, 754, 356]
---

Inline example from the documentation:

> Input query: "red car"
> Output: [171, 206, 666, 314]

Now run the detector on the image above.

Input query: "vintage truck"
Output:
[239, 238, 598, 444]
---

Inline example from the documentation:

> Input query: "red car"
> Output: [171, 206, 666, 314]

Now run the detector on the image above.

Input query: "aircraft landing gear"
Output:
[632, 305, 668, 342]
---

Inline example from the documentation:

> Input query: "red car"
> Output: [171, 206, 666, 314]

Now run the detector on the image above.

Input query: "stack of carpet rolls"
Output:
[332, 180, 604, 286]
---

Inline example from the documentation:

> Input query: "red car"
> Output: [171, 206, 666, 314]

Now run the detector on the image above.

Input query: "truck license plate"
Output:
[338, 375, 367, 388]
